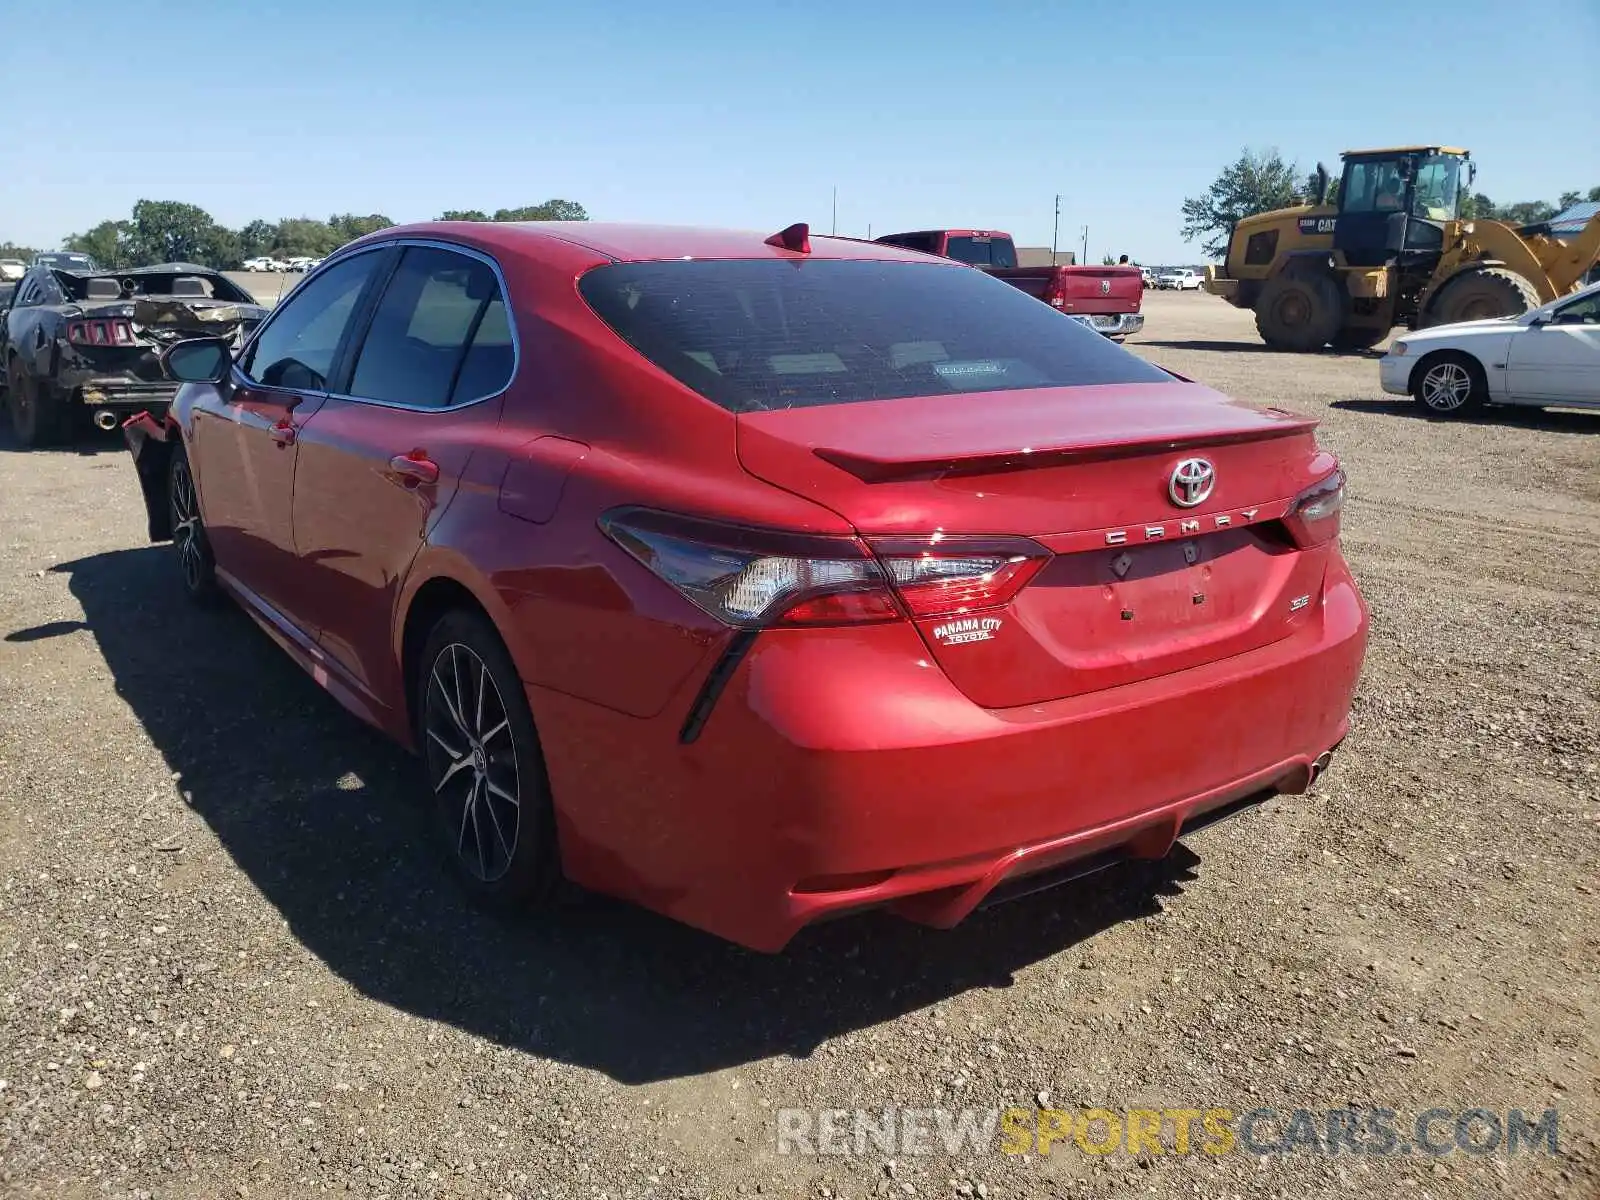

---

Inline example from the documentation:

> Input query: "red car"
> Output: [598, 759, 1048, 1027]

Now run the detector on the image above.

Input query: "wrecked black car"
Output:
[0, 263, 267, 447]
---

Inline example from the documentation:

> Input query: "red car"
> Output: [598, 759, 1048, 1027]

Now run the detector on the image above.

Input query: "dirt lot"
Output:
[1, 290, 1595, 1199]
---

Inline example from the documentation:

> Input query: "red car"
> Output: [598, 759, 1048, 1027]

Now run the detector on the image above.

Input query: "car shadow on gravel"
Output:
[1136, 339, 1380, 357]
[1332, 398, 1600, 432]
[46, 545, 1204, 1085]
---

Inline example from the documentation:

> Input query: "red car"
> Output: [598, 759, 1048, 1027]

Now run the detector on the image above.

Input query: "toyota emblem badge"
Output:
[1168, 458, 1216, 508]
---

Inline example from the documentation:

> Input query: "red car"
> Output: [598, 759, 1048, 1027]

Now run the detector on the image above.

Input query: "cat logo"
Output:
[1298, 216, 1338, 236]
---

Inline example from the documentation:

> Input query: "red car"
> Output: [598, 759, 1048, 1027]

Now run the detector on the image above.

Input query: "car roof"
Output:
[367, 221, 949, 266]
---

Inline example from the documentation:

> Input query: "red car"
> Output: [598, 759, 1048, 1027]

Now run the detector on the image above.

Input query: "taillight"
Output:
[1283, 469, 1345, 546]
[599, 510, 1049, 629]
[868, 535, 1049, 619]
[600, 508, 897, 628]
[67, 319, 136, 346]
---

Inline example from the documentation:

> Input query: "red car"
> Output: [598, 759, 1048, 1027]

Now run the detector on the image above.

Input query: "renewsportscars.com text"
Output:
[775, 1106, 1562, 1158]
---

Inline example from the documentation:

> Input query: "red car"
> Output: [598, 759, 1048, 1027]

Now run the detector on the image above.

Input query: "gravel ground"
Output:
[0, 290, 1595, 1199]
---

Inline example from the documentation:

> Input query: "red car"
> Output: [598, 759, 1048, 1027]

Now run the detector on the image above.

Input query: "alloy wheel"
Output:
[423, 642, 520, 883]
[170, 455, 205, 591]
[1420, 362, 1472, 412]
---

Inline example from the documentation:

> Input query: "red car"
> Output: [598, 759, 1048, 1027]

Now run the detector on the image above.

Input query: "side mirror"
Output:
[1527, 314, 1550, 327]
[161, 336, 232, 383]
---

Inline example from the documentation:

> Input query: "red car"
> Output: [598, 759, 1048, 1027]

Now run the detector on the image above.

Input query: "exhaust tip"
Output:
[1307, 750, 1335, 788]
[93, 409, 119, 431]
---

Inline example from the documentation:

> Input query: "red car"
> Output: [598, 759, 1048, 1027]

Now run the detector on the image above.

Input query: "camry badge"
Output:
[1168, 458, 1215, 508]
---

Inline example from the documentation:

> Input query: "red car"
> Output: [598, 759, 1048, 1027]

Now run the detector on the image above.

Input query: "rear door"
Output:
[289, 242, 516, 706]
[1506, 292, 1600, 402]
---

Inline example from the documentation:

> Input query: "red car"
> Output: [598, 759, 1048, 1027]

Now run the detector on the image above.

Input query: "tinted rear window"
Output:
[578, 259, 1168, 413]
[943, 236, 1018, 268]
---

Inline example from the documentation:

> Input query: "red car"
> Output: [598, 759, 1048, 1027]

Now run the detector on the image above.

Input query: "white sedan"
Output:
[1380, 281, 1600, 415]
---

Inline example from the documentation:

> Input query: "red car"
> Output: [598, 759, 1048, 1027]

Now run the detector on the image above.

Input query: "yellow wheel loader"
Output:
[1203, 147, 1600, 351]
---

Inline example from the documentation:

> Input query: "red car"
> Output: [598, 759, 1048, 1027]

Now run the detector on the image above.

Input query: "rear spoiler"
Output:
[814, 412, 1315, 483]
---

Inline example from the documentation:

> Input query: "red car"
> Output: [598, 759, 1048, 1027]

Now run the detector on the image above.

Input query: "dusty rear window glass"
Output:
[578, 259, 1167, 413]
[943, 236, 1018, 268]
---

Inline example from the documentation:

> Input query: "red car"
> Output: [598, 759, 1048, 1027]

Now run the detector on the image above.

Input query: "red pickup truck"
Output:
[873, 229, 1145, 340]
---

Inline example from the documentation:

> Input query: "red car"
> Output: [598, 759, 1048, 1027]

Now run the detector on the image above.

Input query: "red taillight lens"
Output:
[1284, 469, 1345, 546]
[600, 511, 1051, 629]
[600, 507, 897, 629]
[67, 319, 134, 346]
[870, 536, 1049, 619]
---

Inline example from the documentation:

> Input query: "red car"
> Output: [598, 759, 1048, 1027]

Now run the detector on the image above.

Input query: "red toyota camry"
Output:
[125, 220, 1368, 952]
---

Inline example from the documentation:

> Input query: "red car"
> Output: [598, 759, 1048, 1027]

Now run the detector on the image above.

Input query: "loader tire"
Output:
[1422, 267, 1540, 327]
[1254, 271, 1344, 352]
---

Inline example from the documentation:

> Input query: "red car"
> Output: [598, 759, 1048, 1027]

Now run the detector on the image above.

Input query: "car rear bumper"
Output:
[1068, 311, 1144, 337]
[73, 378, 179, 410]
[534, 554, 1369, 952]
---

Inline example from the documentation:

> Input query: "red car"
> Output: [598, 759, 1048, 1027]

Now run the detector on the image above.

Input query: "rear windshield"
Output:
[578, 259, 1167, 413]
[943, 236, 1018, 268]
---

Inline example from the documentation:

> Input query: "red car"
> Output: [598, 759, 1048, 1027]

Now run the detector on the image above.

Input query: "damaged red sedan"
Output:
[124, 220, 1368, 952]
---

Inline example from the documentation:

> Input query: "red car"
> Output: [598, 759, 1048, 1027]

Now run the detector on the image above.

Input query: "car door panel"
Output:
[1507, 314, 1600, 403]
[188, 247, 390, 635]
[190, 381, 326, 620]
[290, 398, 492, 703]
[288, 243, 517, 705]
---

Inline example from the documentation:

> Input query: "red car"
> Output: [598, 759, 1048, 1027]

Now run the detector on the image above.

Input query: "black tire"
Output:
[168, 442, 221, 603]
[1254, 271, 1344, 351]
[416, 608, 560, 909]
[1331, 326, 1390, 352]
[6, 357, 70, 448]
[1422, 267, 1540, 328]
[1410, 350, 1487, 418]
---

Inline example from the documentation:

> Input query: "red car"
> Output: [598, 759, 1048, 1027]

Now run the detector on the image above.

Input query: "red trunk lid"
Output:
[737, 383, 1337, 708]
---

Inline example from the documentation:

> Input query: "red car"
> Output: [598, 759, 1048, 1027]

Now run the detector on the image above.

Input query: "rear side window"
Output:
[943, 236, 1018, 268]
[578, 259, 1169, 413]
[347, 246, 512, 407]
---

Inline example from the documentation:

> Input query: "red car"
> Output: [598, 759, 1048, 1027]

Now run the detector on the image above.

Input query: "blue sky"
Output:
[2, 0, 1595, 263]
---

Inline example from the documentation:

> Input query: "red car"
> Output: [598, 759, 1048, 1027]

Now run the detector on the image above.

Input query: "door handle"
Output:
[388, 452, 439, 486]
[269, 419, 296, 446]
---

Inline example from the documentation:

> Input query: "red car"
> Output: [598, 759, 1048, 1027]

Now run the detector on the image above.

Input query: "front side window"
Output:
[1340, 158, 1409, 215]
[239, 251, 382, 391]
[346, 246, 512, 407]
[1410, 156, 1462, 221]
[1552, 292, 1600, 325]
[578, 258, 1170, 414]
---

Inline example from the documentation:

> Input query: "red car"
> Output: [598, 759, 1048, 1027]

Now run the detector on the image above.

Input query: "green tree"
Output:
[64, 220, 133, 269]
[327, 213, 393, 243]
[438, 209, 490, 222]
[127, 200, 234, 267]
[0, 241, 41, 262]
[1496, 201, 1558, 226]
[491, 200, 589, 222]
[271, 218, 345, 257]
[235, 219, 277, 259]
[1181, 148, 1302, 258]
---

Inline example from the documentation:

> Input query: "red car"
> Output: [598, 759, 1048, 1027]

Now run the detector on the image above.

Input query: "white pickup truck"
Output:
[1158, 268, 1204, 291]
